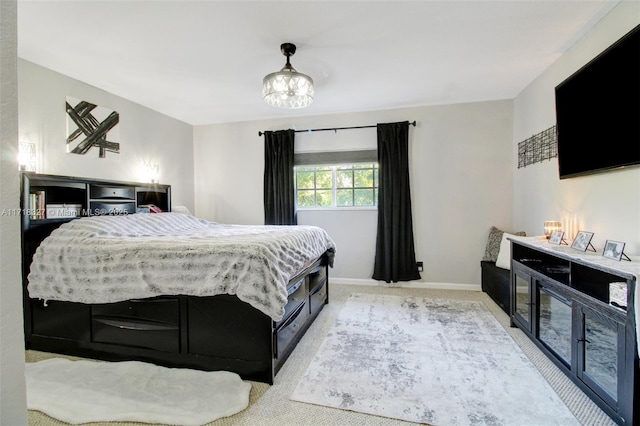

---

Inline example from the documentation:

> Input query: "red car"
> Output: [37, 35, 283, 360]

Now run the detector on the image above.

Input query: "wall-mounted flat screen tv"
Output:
[555, 23, 640, 179]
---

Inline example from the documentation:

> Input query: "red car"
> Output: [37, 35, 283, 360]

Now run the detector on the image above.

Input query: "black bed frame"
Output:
[21, 173, 330, 384]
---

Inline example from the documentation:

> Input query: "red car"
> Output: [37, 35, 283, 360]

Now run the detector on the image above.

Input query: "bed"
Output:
[21, 173, 335, 384]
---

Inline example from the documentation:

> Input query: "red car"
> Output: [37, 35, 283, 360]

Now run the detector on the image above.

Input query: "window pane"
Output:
[336, 170, 353, 188]
[354, 163, 375, 169]
[297, 190, 315, 207]
[316, 171, 333, 189]
[337, 189, 353, 206]
[354, 169, 373, 188]
[354, 189, 374, 206]
[316, 190, 333, 207]
[296, 171, 314, 189]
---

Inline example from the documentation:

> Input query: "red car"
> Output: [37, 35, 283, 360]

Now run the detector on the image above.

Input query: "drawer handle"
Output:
[287, 279, 303, 296]
[310, 281, 326, 296]
[278, 302, 306, 330]
[93, 316, 177, 331]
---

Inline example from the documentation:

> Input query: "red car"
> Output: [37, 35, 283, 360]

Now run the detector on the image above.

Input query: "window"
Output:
[295, 163, 378, 208]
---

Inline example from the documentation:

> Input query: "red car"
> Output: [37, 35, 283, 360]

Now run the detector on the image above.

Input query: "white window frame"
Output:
[295, 162, 378, 210]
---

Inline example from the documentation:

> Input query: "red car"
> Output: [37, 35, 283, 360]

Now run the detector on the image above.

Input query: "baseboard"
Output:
[330, 277, 481, 292]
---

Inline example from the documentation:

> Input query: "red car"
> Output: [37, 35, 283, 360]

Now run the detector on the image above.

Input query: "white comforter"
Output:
[27, 213, 336, 321]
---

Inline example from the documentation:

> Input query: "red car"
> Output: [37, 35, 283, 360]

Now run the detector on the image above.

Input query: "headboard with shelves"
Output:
[21, 172, 171, 223]
[20, 172, 172, 282]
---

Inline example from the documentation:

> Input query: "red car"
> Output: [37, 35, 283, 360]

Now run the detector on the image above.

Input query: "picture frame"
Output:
[549, 231, 564, 245]
[571, 231, 595, 252]
[603, 240, 629, 261]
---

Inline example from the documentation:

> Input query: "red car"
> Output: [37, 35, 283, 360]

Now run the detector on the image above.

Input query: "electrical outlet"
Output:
[417, 261, 424, 272]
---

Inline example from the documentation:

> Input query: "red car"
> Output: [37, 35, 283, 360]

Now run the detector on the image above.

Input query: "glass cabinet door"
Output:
[537, 286, 572, 366]
[577, 305, 622, 408]
[513, 268, 532, 332]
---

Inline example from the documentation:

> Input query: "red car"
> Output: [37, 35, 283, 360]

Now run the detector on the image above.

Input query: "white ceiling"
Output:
[17, 0, 620, 126]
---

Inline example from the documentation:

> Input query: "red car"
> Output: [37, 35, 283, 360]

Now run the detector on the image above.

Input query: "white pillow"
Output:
[172, 205, 193, 215]
[495, 232, 515, 270]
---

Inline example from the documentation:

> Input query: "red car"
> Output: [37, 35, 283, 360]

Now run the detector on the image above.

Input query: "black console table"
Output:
[509, 238, 638, 425]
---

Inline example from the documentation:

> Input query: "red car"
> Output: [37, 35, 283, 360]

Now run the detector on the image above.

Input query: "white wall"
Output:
[513, 2, 640, 254]
[194, 100, 514, 285]
[0, 0, 28, 423]
[2, 59, 196, 422]
[18, 60, 196, 211]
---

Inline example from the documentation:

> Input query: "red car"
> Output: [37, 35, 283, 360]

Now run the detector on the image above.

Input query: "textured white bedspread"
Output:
[27, 213, 336, 321]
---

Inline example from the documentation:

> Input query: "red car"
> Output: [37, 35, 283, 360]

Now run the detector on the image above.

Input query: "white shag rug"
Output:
[25, 358, 251, 425]
[291, 293, 580, 426]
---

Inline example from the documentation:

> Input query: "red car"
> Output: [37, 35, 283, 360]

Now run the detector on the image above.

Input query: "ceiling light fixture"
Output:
[262, 43, 314, 109]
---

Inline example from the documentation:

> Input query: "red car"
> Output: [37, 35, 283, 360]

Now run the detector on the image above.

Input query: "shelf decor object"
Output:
[548, 231, 566, 245]
[262, 43, 314, 109]
[571, 230, 595, 252]
[544, 220, 562, 239]
[517, 125, 557, 169]
[603, 240, 630, 261]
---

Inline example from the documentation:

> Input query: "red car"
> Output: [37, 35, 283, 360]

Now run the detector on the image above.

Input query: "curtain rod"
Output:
[258, 121, 416, 137]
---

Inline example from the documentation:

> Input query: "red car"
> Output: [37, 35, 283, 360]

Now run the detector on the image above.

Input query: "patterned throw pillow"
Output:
[482, 226, 526, 262]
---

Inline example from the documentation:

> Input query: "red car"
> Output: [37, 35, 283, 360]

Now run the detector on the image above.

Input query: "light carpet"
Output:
[25, 358, 251, 425]
[291, 293, 580, 425]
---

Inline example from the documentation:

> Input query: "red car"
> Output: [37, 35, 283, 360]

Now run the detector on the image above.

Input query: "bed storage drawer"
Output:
[309, 278, 327, 316]
[31, 300, 91, 341]
[90, 185, 135, 200]
[187, 295, 273, 362]
[308, 265, 326, 292]
[275, 301, 309, 359]
[276, 278, 307, 328]
[91, 299, 179, 352]
[89, 201, 136, 215]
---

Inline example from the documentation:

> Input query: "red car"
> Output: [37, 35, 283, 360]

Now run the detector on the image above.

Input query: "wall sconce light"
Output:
[142, 162, 160, 184]
[18, 142, 37, 172]
[544, 221, 562, 238]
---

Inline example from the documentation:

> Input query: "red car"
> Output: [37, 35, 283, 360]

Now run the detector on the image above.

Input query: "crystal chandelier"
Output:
[262, 43, 314, 109]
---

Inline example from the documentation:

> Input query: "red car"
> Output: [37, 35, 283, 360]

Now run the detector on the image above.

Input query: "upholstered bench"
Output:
[481, 226, 526, 315]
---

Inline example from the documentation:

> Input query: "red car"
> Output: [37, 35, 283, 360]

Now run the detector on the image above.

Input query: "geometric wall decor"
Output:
[66, 96, 120, 158]
[517, 125, 557, 169]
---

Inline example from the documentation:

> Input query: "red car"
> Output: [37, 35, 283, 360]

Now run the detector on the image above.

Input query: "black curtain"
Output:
[372, 121, 421, 282]
[263, 129, 297, 225]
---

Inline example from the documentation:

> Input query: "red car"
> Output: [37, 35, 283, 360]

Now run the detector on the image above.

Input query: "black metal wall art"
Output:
[517, 125, 557, 168]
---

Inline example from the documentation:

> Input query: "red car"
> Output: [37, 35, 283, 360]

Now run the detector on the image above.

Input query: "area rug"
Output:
[291, 293, 580, 425]
[25, 358, 251, 425]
